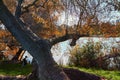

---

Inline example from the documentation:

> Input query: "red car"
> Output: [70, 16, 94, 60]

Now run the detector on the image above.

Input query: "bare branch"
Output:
[101, 53, 120, 61]
[15, 0, 49, 16]
[21, 0, 38, 14]
[49, 33, 89, 46]
[15, 0, 27, 29]
[22, 0, 49, 14]
[105, 0, 120, 10]
[15, 0, 24, 18]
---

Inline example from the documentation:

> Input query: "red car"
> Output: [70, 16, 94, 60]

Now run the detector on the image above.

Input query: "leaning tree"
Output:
[0, 0, 85, 80]
[0, 0, 71, 80]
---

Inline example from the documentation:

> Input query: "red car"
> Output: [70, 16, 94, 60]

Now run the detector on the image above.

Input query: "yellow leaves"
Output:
[89, 28, 94, 35]
[37, 17, 46, 24]
[99, 22, 117, 37]
[32, 14, 46, 24]
[54, 30, 61, 36]
[115, 24, 120, 36]
[44, 0, 64, 13]
[32, 13, 51, 28]
[47, 1, 54, 7]
[81, 25, 94, 35]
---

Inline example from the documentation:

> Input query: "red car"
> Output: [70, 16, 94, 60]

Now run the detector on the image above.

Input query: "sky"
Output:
[100, 11, 120, 23]
[55, 1, 120, 26]
[55, 10, 120, 26]
[56, 11, 79, 26]
[0, 24, 5, 29]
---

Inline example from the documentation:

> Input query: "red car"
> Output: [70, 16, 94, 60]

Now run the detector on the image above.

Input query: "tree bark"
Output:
[0, 1, 70, 80]
[49, 34, 89, 46]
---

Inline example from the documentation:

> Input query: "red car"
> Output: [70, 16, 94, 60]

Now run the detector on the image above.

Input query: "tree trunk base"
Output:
[63, 68, 101, 80]
[0, 68, 104, 80]
[26, 67, 102, 80]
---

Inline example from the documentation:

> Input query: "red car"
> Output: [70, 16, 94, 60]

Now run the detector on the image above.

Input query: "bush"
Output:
[69, 41, 120, 70]
[69, 41, 103, 68]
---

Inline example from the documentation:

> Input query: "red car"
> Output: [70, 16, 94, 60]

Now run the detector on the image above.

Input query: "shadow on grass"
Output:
[0, 61, 32, 76]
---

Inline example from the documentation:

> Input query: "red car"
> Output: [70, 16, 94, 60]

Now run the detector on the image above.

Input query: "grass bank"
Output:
[0, 61, 32, 76]
[69, 67, 120, 80]
[0, 62, 120, 80]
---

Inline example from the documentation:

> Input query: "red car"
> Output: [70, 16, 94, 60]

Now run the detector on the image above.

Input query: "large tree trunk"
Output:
[0, 1, 70, 80]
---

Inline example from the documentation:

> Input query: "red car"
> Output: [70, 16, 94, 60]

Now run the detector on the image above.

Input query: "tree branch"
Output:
[101, 53, 120, 61]
[15, 0, 24, 18]
[49, 34, 89, 46]
[105, 0, 120, 10]
[22, 0, 49, 14]
[15, 0, 27, 29]
[0, 1, 70, 79]
[15, 0, 41, 42]
[15, 0, 49, 16]
[21, 0, 38, 14]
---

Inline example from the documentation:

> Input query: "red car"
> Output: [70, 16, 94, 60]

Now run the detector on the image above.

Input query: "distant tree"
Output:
[61, 0, 120, 37]
[99, 22, 118, 37]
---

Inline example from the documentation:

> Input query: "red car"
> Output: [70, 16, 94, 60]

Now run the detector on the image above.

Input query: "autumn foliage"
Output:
[0, 0, 120, 61]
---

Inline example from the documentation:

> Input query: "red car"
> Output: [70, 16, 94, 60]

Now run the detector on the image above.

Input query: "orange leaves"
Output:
[0, 43, 6, 51]
[80, 25, 94, 35]
[99, 22, 119, 37]
[32, 13, 51, 29]
[74, 21, 120, 37]
[0, 29, 11, 39]
[3, 0, 16, 13]
[32, 14, 46, 23]
[47, 1, 54, 7]
[89, 28, 94, 35]
[43, 0, 63, 12]
[115, 23, 120, 36]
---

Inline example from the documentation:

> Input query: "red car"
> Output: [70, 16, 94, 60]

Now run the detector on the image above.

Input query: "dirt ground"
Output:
[0, 68, 105, 80]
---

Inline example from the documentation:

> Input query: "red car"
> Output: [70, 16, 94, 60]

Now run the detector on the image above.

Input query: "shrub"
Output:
[69, 40, 120, 70]
[69, 41, 103, 68]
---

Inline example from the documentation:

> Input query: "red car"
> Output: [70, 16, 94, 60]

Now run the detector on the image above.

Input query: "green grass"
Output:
[0, 62, 120, 80]
[68, 67, 120, 80]
[0, 61, 32, 76]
